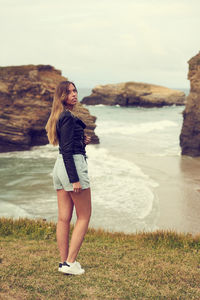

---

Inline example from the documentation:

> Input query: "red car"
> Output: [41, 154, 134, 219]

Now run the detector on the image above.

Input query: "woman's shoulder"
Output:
[57, 109, 86, 128]
[56, 110, 75, 130]
[58, 110, 74, 122]
[59, 109, 73, 118]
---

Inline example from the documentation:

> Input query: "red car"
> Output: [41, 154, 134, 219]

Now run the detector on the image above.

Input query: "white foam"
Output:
[96, 120, 178, 136]
[150, 148, 181, 157]
[0, 201, 31, 218]
[92, 104, 106, 107]
[0, 144, 58, 159]
[87, 146, 158, 220]
[21, 196, 58, 219]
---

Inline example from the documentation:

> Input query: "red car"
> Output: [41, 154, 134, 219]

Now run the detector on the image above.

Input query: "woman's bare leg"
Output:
[67, 188, 91, 263]
[56, 189, 74, 262]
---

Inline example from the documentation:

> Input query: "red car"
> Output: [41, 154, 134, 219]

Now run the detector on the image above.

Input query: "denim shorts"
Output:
[52, 153, 90, 191]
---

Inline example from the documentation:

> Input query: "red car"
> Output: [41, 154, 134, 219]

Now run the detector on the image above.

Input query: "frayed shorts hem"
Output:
[54, 185, 90, 192]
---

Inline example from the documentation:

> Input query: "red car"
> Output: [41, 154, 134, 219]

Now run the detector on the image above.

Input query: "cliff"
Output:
[81, 82, 186, 107]
[180, 52, 200, 156]
[0, 65, 99, 153]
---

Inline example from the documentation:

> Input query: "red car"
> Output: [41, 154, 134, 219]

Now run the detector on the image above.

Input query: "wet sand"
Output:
[134, 154, 200, 236]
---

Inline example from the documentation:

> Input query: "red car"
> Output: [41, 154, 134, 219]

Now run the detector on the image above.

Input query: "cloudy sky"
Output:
[0, 0, 199, 89]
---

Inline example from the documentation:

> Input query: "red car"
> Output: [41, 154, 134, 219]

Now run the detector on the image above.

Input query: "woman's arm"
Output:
[59, 112, 80, 184]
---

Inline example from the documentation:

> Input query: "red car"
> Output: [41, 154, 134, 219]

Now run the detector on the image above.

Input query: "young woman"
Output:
[45, 81, 92, 275]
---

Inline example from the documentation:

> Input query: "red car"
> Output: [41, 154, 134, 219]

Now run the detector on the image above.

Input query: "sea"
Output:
[1, 87, 200, 236]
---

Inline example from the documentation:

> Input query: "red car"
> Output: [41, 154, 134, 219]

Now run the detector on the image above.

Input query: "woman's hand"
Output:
[84, 134, 91, 145]
[72, 181, 82, 193]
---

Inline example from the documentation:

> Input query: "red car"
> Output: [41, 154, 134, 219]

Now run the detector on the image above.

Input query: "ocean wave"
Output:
[90, 104, 106, 107]
[0, 201, 31, 218]
[86, 146, 158, 220]
[0, 144, 57, 159]
[96, 120, 178, 136]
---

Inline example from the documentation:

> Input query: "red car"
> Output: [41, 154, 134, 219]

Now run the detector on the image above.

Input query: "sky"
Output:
[0, 0, 199, 89]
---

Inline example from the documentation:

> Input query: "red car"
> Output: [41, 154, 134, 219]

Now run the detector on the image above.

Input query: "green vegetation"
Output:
[0, 217, 200, 299]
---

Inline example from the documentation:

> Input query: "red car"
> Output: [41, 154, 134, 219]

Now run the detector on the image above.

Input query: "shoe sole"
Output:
[58, 268, 85, 275]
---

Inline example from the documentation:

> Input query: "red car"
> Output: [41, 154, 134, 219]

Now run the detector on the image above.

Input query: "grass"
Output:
[0, 217, 200, 300]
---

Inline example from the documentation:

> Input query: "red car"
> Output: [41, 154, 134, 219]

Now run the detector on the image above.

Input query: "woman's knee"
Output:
[58, 213, 73, 224]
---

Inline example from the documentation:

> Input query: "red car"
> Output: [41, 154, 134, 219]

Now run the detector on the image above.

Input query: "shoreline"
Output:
[106, 148, 200, 236]
[132, 153, 200, 236]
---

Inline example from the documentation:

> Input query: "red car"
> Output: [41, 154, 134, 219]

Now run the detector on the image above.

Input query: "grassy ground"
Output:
[0, 218, 200, 300]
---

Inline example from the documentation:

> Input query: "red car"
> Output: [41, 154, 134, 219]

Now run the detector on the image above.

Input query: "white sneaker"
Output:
[58, 261, 85, 275]
[75, 261, 82, 268]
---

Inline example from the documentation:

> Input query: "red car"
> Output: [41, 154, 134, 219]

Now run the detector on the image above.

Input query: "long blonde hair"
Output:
[45, 81, 77, 146]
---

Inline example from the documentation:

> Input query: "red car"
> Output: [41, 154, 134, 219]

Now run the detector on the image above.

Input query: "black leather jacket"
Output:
[56, 110, 86, 183]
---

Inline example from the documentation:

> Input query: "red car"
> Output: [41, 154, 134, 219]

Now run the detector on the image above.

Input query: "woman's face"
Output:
[66, 83, 78, 107]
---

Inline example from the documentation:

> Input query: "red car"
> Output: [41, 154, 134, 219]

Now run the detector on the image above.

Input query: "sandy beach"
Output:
[132, 153, 200, 235]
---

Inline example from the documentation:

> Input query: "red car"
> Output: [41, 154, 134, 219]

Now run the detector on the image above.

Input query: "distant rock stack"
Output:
[0, 65, 99, 153]
[81, 82, 186, 107]
[180, 52, 200, 156]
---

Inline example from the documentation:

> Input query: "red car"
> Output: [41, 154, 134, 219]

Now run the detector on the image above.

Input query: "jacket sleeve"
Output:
[59, 113, 79, 183]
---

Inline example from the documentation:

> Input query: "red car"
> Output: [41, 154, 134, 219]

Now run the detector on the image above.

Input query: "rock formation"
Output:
[81, 82, 186, 107]
[180, 51, 200, 156]
[0, 65, 99, 153]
